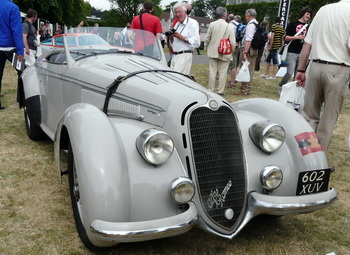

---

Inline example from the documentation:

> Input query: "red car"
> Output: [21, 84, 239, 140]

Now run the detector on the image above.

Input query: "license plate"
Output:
[296, 168, 331, 196]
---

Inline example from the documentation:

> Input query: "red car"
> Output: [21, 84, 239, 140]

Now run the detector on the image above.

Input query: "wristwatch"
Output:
[243, 51, 248, 54]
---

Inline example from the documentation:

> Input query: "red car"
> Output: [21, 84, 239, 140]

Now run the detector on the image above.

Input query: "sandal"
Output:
[226, 81, 235, 88]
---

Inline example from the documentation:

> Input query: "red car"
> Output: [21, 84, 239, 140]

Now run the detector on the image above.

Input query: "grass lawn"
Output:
[0, 61, 349, 255]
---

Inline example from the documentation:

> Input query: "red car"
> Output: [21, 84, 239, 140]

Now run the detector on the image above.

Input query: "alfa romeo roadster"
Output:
[19, 27, 337, 249]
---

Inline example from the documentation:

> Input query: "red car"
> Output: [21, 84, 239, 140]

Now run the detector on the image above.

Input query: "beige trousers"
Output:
[208, 58, 230, 94]
[303, 62, 350, 151]
[239, 47, 258, 95]
[171, 52, 193, 75]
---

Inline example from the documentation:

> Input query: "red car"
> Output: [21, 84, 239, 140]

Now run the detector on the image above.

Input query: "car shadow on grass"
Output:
[93, 215, 294, 255]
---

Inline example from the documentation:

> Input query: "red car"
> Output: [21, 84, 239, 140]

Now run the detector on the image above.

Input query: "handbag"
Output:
[218, 39, 233, 54]
[235, 60, 250, 82]
[279, 81, 305, 113]
[218, 25, 233, 55]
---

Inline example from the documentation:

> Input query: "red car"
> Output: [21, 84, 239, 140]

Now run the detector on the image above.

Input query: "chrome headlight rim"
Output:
[170, 177, 195, 204]
[260, 165, 283, 190]
[136, 129, 174, 166]
[249, 120, 286, 153]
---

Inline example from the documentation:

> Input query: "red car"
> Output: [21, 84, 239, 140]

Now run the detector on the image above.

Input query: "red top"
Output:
[131, 13, 162, 51]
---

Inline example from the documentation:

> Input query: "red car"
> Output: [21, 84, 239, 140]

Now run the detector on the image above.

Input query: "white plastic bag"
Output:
[279, 81, 305, 113]
[280, 44, 289, 61]
[276, 66, 287, 77]
[36, 34, 42, 57]
[236, 60, 250, 82]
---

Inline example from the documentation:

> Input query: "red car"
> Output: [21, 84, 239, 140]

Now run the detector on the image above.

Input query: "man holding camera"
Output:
[169, 2, 200, 75]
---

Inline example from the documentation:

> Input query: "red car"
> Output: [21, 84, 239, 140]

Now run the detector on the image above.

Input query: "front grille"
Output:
[189, 106, 245, 230]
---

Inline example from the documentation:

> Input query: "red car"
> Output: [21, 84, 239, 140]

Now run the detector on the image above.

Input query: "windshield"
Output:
[65, 27, 163, 60]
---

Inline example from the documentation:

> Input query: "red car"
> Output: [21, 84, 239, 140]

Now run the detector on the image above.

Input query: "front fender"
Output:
[54, 103, 131, 226]
[55, 103, 193, 244]
[231, 98, 328, 195]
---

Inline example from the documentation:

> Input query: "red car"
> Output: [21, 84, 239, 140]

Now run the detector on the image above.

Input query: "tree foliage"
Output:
[162, 1, 178, 12]
[108, 0, 161, 27]
[192, 0, 208, 18]
[192, 0, 226, 18]
[227, 0, 339, 29]
[13, 0, 91, 27]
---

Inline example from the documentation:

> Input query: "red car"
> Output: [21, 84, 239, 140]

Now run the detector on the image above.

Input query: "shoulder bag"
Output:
[218, 24, 233, 55]
[280, 24, 308, 61]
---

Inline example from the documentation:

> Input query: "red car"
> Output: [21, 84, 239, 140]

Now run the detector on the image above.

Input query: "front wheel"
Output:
[68, 144, 99, 250]
[23, 98, 46, 141]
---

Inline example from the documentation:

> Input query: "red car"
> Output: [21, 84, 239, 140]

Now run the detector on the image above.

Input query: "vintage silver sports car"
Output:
[19, 27, 337, 249]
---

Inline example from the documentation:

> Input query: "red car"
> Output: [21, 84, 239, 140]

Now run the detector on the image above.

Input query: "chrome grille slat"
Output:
[189, 106, 245, 229]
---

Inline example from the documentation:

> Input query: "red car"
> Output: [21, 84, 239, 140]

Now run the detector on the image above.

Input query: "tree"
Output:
[14, 0, 91, 27]
[108, 0, 162, 26]
[191, 0, 226, 18]
[207, 0, 226, 18]
[162, 1, 178, 12]
[192, 0, 208, 18]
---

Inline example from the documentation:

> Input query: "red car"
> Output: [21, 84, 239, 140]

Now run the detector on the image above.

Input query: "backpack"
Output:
[235, 23, 246, 43]
[251, 23, 267, 49]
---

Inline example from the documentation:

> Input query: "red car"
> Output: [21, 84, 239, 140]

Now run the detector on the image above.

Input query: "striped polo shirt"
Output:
[271, 23, 285, 50]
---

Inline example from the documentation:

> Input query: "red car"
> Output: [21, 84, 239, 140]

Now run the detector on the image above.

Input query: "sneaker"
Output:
[0, 104, 5, 110]
[260, 74, 268, 78]
[266, 76, 276, 80]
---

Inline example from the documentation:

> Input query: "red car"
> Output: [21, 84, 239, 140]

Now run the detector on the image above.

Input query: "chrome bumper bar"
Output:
[90, 202, 198, 243]
[249, 188, 337, 216]
[207, 188, 337, 240]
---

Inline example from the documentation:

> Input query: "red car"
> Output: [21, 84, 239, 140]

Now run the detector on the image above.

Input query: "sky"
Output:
[86, 0, 174, 11]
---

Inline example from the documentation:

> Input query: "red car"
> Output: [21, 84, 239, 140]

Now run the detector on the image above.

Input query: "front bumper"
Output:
[90, 202, 198, 243]
[249, 188, 337, 216]
[204, 188, 337, 240]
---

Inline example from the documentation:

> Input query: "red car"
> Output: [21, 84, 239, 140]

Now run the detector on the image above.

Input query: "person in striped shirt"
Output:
[261, 17, 285, 79]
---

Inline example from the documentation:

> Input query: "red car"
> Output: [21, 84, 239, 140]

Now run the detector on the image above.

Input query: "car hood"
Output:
[67, 54, 217, 127]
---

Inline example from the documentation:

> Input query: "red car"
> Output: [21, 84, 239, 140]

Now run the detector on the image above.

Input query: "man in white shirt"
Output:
[296, 0, 350, 151]
[237, 9, 258, 95]
[170, 2, 200, 75]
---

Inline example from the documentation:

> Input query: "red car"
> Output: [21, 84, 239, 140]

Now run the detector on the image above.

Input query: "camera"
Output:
[165, 28, 176, 37]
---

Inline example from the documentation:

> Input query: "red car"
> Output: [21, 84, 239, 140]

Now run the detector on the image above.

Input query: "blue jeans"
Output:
[279, 52, 300, 87]
[265, 49, 278, 65]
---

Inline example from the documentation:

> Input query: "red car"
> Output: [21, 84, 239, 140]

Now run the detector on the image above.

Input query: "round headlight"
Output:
[170, 177, 195, 204]
[249, 121, 285, 153]
[136, 129, 174, 165]
[260, 166, 283, 190]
